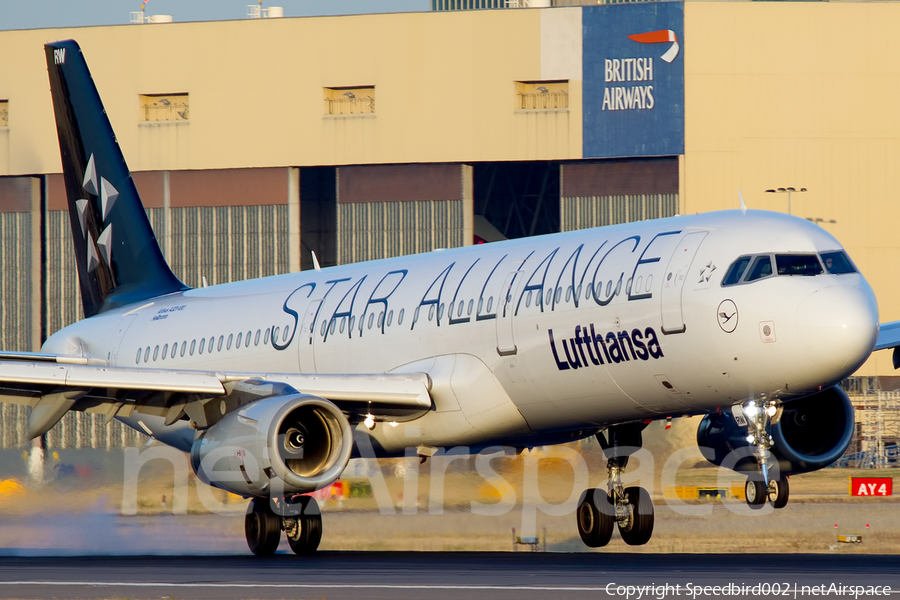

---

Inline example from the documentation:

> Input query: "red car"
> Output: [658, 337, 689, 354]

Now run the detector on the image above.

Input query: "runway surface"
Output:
[0, 552, 897, 600]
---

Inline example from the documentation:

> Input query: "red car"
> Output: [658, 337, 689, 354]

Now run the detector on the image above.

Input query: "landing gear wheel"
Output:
[745, 478, 767, 510]
[576, 488, 614, 548]
[284, 495, 323, 556]
[768, 476, 789, 509]
[245, 497, 281, 556]
[617, 487, 654, 546]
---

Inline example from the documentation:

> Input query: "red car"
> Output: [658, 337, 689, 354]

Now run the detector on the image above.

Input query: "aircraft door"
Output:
[495, 270, 523, 356]
[298, 299, 322, 373]
[108, 313, 139, 366]
[660, 231, 708, 335]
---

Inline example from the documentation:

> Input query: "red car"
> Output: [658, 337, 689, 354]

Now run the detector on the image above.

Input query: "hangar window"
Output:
[0, 100, 7, 127]
[139, 93, 189, 122]
[324, 86, 375, 116]
[516, 81, 568, 112]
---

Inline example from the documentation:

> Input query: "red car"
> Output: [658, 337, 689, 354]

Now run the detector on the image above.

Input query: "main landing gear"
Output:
[740, 399, 790, 510]
[576, 424, 654, 547]
[245, 495, 322, 556]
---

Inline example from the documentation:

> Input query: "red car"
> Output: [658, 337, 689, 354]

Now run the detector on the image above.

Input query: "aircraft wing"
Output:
[0, 353, 432, 438]
[874, 321, 900, 368]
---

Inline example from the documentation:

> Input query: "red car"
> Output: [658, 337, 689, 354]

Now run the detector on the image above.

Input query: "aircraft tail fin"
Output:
[44, 40, 186, 317]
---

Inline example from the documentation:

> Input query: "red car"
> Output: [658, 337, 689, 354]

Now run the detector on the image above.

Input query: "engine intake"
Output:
[191, 393, 353, 496]
[696, 386, 854, 475]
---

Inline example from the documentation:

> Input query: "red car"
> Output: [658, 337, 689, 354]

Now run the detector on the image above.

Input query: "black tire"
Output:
[618, 486, 654, 546]
[745, 477, 767, 510]
[245, 497, 282, 556]
[576, 488, 614, 548]
[768, 476, 789, 509]
[286, 495, 323, 556]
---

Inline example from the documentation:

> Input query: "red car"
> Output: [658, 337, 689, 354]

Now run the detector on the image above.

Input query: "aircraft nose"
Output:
[796, 284, 878, 377]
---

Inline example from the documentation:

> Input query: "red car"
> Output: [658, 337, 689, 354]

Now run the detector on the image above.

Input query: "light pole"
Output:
[765, 187, 807, 215]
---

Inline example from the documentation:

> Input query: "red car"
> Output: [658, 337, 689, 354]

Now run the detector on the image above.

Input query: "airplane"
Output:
[0, 39, 880, 555]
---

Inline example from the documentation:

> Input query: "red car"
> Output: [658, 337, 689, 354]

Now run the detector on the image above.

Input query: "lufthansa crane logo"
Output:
[717, 299, 738, 333]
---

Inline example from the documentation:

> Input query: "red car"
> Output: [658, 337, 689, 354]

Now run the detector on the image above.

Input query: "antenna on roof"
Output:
[311, 251, 321, 272]
[739, 191, 747, 215]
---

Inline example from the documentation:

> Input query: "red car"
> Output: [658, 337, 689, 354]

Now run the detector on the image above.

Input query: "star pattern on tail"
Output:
[79, 153, 117, 272]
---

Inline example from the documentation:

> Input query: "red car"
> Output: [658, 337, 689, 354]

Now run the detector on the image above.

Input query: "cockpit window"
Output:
[722, 256, 752, 286]
[745, 256, 772, 282]
[820, 251, 857, 275]
[775, 254, 823, 276]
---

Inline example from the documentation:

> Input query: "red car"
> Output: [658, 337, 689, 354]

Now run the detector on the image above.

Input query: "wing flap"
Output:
[260, 373, 432, 409]
[0, 361, 226, 395]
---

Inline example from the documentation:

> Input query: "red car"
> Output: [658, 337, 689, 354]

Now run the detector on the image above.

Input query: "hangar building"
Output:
[0, 2, 898, 447]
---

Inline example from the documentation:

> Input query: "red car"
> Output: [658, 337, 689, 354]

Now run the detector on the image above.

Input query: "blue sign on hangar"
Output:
[582, 3, 685, 159]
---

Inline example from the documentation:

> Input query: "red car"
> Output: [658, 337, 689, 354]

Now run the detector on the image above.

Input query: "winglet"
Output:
[739, 191, 747, 215]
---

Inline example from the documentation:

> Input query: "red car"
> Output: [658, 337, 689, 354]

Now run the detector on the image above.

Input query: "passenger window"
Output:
[190, 340, 196, 355]
[745, 256, 773, 282]
[820, 251, 857, 274]
[776, 254, 823, 276]
[399, 308, 405, 325]
[198, 339, 205, 355]
[722, 256, 752, 286]
[217, 336, 224, 352]
[135, 349, 142, 364]
[246, 331, 252, 347]
[236, 332, 242, 348]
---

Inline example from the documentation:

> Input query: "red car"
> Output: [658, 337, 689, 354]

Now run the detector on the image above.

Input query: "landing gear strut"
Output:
[740, 399, 789, 509]
[244, 495, 323, 556]
[576, 424, 654, 547]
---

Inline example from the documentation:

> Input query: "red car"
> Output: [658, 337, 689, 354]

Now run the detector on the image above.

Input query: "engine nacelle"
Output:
[696, 386, 854, 475]
[190, 393, 353, 497]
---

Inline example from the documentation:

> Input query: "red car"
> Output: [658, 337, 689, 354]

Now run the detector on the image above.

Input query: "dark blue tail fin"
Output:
[45, 40, 186, 317]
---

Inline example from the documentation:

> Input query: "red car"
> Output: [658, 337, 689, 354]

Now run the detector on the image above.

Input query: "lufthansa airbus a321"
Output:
[0, 40, 883, 554]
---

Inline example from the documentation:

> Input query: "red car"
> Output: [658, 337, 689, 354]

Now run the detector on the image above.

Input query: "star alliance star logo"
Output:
[75, 153, 117, 272]
[699, 261, 716, 283]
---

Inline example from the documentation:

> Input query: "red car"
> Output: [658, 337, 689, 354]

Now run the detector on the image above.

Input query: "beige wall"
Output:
[0, 9, 583, 175]
[683, 2, 900, 376]
[3, 4, 900, 376]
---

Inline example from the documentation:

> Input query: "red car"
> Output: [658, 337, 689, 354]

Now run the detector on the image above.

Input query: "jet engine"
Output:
[190, 394, 353, 497]
[696, 386, 854, 475]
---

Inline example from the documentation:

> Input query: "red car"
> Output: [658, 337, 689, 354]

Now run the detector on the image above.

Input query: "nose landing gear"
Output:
[576, 424, 654, 547]
[739, 400, 790, 509]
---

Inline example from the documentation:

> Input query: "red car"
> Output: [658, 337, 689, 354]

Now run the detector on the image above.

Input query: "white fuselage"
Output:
[43, 210, 879, 454]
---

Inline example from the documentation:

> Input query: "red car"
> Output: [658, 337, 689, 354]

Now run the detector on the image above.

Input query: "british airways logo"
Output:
[548, 325, 663, 371]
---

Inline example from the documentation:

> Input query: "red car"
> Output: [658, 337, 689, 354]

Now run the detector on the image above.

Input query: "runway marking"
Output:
[2, 581, 608, 591]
